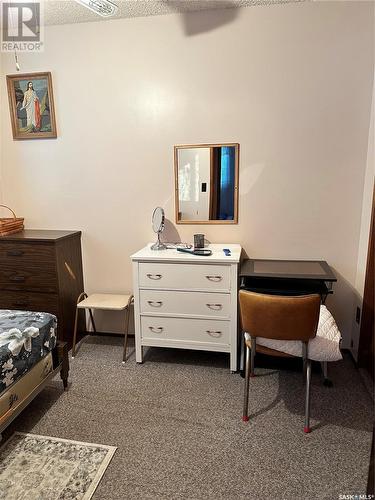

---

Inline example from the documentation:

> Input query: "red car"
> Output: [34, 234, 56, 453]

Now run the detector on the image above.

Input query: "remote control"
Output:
[177, 248, 212, 256]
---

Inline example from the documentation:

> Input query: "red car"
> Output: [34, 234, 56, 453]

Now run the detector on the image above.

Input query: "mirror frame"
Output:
[174, 143, 239, 225]
[152, 206, 165, 234]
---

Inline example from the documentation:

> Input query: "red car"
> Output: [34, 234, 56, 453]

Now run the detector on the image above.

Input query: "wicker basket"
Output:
[0, 205, 24, 236]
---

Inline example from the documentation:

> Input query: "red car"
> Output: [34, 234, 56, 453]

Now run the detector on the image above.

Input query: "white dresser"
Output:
[131, 244, 241, 372]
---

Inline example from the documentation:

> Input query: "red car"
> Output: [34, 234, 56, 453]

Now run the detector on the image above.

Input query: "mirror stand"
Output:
[151, 233, 167, 251]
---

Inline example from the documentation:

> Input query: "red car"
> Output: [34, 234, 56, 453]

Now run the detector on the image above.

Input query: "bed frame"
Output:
[0, 341, 69, 442]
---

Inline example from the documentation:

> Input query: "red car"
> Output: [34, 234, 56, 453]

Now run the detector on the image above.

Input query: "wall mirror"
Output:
[174, 143, 239, 224]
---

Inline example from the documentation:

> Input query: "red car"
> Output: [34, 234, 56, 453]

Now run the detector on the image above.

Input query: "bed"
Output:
[0, 310, 69, 440]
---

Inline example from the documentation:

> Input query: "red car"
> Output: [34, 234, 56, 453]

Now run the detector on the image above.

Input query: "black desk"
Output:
[240, 259, 337, 303]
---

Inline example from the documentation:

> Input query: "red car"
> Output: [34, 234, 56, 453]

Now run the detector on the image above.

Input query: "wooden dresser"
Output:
[0, 230, 84, 348]
[131, 244, 241, 372]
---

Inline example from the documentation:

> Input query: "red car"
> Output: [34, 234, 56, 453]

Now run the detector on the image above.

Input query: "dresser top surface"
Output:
[131, 244, 242, 263]
[0, 229, 81, 243]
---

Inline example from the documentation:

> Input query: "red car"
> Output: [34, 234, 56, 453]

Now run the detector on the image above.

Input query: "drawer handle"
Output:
[6, 250, 24, 257]
[147, 301, 163, 307]
[146, 274, 162, 280]
[206, 330, 223, 338]
[206, 275, 223, 282]
[149, 326, 163, 333]
[10, 275, 26, 282]
[206, 303, 223, 310]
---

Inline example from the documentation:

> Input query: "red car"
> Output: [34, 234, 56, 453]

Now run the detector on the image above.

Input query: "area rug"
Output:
[0, 432, 116, 500]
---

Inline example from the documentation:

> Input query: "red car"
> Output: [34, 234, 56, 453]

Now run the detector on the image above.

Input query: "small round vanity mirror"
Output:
[151, 207, 167, 251]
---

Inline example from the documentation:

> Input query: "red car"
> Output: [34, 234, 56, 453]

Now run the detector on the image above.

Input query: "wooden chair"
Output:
[72, 293, 134, 363]
[239, 290, 321, 433]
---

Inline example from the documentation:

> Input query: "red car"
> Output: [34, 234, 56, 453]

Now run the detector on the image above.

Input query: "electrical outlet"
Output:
[356, 306, 361, 324]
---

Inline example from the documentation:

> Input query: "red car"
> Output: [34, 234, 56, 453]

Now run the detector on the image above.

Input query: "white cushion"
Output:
[249, 305, 342, 362]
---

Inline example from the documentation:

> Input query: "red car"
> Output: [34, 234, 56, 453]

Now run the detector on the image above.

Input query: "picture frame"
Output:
[6, 72, 57, 140]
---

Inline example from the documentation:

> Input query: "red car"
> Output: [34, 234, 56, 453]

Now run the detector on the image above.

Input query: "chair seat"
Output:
[244, 305, 342, 362]
[77, 293, 132, 311]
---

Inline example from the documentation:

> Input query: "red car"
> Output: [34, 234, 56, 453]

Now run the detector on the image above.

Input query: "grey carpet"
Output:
[2, 336, 373, 500]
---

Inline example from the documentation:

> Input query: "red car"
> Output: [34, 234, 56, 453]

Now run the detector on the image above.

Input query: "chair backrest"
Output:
[239, 290, 321, 341]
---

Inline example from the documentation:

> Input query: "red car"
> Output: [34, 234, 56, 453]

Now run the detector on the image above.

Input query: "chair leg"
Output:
[72, 306, 79, 358]
[88, 308, 97, 334]
[302, 342, 308, 385]
[242, 342, 251, 422]
[322, 361, 328, 379]
[122, 296, 133, 364]
[321, 361, 333, 387]
[250, 336, 256, 377]
[304, 358, 312, 433]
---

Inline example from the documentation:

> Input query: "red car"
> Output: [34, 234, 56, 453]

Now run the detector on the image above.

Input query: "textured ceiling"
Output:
[44, 0, 307, 25]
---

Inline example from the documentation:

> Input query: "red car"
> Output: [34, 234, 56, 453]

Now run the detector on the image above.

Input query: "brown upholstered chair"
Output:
[239, 290, 321, 433]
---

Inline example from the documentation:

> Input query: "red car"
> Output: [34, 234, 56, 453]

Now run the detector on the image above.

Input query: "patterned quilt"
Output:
[254, 305, 342, 361]
[0, 310, 57, 393]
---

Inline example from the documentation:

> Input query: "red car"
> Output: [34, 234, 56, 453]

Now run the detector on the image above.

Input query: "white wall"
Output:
[0, 2, 374, 342]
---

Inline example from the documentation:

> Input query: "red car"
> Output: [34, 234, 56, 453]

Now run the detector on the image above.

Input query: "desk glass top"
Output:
[254, 260, 326, 275]
[240, 259, 336, 281]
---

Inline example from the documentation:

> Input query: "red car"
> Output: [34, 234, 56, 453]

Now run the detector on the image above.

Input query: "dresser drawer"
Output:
[0, 268, 57, 293]
[139, 290, 231, 319]
[138, 263, 231, 291]
[0, 290, 59, 316]
[141, 316, 230, 345]
[0, 242, 57, 292]
[0, 242, 55, 265]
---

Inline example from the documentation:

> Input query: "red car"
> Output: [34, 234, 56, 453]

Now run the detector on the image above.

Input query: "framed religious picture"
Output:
[6, 72, 57, 140]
